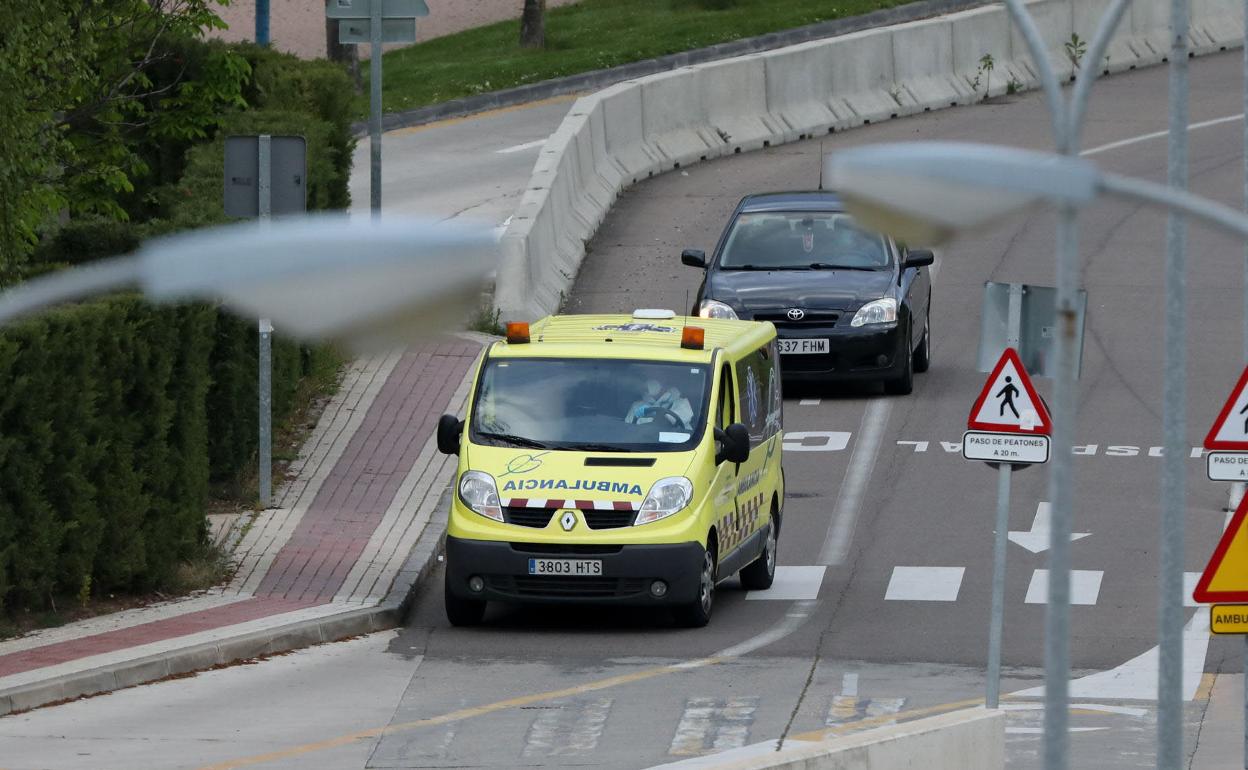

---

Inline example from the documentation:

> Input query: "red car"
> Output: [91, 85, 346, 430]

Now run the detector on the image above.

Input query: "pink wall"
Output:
[209, 0, 581, 60]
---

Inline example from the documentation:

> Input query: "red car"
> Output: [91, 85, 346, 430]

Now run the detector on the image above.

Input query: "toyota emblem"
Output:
[786, 308, 806, 321]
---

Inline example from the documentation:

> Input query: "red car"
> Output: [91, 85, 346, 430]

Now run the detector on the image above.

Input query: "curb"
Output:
[353, 0, 994, 134]
[0, 482, 453, 717]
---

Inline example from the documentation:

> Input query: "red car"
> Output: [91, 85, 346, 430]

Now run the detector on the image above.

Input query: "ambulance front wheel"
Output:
[445, 573, 486, 626]
[675, 544, 716, 628]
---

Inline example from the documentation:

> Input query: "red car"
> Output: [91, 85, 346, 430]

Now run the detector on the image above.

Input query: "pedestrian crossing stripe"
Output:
[716, 493, 766, 556]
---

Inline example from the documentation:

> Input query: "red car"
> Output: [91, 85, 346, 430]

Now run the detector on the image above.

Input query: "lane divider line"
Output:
[496, 138, 548, 154]
[1081, 113, 1243, 157]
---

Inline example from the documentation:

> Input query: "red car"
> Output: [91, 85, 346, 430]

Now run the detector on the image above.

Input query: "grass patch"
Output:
[365, 0, 920, 115]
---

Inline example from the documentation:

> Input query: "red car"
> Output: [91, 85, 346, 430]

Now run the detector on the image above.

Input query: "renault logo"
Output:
[786, 308, 806, 321]
[560, 511, 577, 531]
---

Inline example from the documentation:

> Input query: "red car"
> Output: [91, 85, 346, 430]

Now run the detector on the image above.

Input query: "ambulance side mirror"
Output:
[714, 423, 750, 465]
[437, 414, 463, 456]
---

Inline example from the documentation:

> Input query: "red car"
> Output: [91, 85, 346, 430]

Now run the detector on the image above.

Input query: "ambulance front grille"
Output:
[487, 575, 647, 599]
[504, 507, 554, 528]
[583, 510, 635, 529]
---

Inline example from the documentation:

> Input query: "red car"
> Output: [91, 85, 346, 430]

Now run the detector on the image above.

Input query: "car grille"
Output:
[583, 510, 635, 529]
[753, 310, 841, 328]
[486, 575, 647, 599]
[510, 542, 624, 555]
[504, 507, 554, 528]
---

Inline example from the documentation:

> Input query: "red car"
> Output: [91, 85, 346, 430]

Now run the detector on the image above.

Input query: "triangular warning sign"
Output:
[968, 348, 1051, 434]
[1205, 366, 1248, 450]
[1194, 491, 1248, 603]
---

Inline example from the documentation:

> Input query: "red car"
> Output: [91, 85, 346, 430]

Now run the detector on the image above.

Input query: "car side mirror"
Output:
[714, 423, 751, 465]
[681, 249, 707, 268]
[437, 414, 463, 456]
[904, 249, 935, 269]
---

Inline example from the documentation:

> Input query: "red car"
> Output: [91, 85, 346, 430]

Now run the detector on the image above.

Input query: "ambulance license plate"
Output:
[528, 558, 603, 576]
[779, 338, 829, 355]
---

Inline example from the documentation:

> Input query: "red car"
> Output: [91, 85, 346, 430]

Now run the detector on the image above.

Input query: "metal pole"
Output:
[987, 462, 1012, 709]
[369, 0, 383, 218]
[258, 135, 273, 510]
[1159, 0, 1190, 765]
[256, 0, 270, 46]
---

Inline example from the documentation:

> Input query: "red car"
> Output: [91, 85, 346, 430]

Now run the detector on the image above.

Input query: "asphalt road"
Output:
[1, 50, 1246, 770]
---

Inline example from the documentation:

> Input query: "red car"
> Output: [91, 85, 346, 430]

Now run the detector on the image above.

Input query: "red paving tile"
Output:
[0, 341, 480, 681]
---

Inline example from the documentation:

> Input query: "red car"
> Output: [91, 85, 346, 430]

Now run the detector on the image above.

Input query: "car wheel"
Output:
[444, 573, 486, 626]
[913, 315, 931, 374]
[739, 514, 778, 590]
[676, 544, 717, 628]
[884, 326, 914, 395]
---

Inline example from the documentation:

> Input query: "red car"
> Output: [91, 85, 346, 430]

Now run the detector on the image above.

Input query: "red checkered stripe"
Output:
[502, 498, 640, 511]
[717, 492, 766, 554]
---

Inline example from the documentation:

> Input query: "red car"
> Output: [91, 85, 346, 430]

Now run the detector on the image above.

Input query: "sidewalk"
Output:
[1192, 672, 1245, 768]
[0, 337, 484, 715]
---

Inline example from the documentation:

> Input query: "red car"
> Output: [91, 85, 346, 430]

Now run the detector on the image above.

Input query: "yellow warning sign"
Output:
[1211, 605, 1248, 634]
[1193, 493, 1248, 603]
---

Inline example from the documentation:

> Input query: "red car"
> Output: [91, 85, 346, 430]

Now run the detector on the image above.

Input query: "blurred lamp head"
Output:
[139, 214, 498, 352]
[824, 142, 1100, 243]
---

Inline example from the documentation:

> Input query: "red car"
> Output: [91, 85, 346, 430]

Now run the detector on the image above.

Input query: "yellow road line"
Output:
[198, 654, 727, 770]
[1195, 672, 1217, 702]
[791, 696, 986, 742]
[390, 93, 580, 137]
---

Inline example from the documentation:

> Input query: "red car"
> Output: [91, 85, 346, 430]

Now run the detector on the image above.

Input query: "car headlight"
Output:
[698, 299, 738, 320]
[458, 470, 503, 522]
[850, 297, 898, 327]
[634, 477, 694, 525]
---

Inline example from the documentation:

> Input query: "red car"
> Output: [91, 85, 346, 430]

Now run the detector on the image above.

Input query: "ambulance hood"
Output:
[467, 444, 695, 506]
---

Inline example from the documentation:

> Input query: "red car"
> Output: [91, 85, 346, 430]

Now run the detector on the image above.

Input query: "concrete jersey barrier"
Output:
[495, 0, 1245, 321]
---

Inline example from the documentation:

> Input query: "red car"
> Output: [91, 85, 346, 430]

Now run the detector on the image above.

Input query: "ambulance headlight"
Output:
[850, 297, 897, 327]
[635, 477, 694, 525]
[459, 471, 503, 522]
[698, 300, 738, 320]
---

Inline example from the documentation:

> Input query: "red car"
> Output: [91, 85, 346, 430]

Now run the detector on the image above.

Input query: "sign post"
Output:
[326, 0, 428, 219]
[963, 349, 1053, 708]
[224, 134, 306, 509]
[1197, 364, 1248, 768]
[965, 347, 1052, 709]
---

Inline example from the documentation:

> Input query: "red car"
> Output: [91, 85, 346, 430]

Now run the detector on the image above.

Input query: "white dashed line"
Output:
[1024, 569, 1104, 606]
[496, 138, 547, 154]
[745, 566, 825, 601]
[884, 566, 965, 601]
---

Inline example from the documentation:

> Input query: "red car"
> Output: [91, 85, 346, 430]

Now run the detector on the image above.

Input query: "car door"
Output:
[730, 346, 775, 557]
[898, 242, 931, 348]
[710, 362, 739, 559]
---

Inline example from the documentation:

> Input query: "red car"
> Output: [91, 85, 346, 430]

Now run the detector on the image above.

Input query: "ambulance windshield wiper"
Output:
[558, 442, 626, 452]
[476, 432, 550, 449]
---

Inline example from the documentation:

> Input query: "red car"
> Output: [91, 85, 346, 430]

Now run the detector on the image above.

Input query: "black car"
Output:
[681, 191, 933, 394]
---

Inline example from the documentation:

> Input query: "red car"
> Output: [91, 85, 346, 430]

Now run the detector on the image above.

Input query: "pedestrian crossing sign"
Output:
[1194, 492, 1248, 604]
[967, 347, 1051, 434]
[1204, 365, 1248, 450]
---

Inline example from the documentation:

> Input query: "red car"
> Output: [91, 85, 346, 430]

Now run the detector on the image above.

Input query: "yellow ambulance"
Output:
[436, 310, 785, 627]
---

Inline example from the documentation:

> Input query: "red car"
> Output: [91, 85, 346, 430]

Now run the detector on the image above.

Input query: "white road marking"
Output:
[819, 400, 891, 564]
[522, 698, 613, 757]
[884, 566, 965, 601]
[1012, 606, 1212, 701]
[798, 398, 821, 406]
[1008, 727, 1109, 734]
[841, 672, 858, 697]
[1024, 569, 1103, 605]
[1008, 502, 1091, 554]
[496, 138, 548, 154]
[669, 697, 759, 755]
[1002, 702, 1149, 717]
[782, 430, 851, 452]
[1185, 571, 1202, 608]
[745, 566, 825, 601]
[1081, 113, 1244, 157]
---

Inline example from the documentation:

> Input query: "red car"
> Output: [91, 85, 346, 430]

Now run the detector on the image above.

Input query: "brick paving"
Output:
[0, 340, 480, 680]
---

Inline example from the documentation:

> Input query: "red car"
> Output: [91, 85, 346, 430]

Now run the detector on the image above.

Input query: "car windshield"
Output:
[718, 211, 892, 270]
[470, 357, 711, 452]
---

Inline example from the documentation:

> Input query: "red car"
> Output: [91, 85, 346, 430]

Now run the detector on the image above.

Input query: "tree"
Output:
[0, 0, 246, 281]
[520, 0, 545, 49]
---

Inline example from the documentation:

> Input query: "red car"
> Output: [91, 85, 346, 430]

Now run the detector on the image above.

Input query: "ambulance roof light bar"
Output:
[633, 308, 676, 320]
[506, 321, 530, 344]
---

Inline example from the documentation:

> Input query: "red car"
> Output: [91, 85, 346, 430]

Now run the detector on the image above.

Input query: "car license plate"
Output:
[779, 338, 829, 355]
[527, 558, 603, 576]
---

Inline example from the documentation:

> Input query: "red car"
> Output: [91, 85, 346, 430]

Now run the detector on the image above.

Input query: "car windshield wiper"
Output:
[557, 442, 627, 452]
[476, 432, 550, 449]
[807, 263, 879, 271]
[720, 264, 773, 271]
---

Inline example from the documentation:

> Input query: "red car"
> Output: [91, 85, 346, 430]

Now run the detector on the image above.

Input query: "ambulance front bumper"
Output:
[445, 535, 705, 605]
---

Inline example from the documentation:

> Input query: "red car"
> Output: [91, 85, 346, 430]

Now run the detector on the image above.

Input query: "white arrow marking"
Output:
[1007, 502, 1090, 554]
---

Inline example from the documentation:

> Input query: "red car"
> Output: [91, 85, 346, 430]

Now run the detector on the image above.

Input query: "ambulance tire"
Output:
[739, 513, 777, 591]
[445, 575, 486, 626]
[675, 543, 717, 628]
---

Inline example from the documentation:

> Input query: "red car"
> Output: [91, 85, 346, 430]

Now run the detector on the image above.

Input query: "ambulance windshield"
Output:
[470, 358, 710, 452]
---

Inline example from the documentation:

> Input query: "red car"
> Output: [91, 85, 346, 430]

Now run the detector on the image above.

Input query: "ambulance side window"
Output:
[735, 348, 771, 447]
[718, 364, 735, 430]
